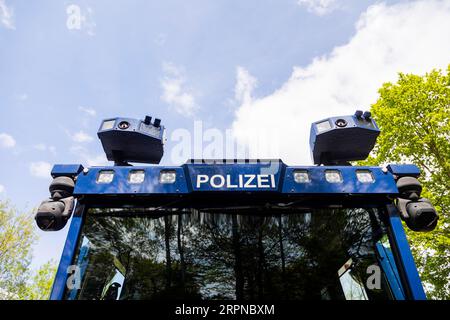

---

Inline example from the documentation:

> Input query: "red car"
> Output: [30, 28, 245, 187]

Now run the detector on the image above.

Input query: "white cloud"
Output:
[160, 62, 198, 116]
[231, 0, 450, 165]
[78, 106, 96, 117]
[29, 161, 52, 179]
[0, 184, 4, 193]
[297, 0, 339, 16]
[72, 131, 94, 143]
[34, 144, 57, 155]
[0, 133, 16, 148]
[70, 145, 108, 166]
[0, 0, 14, 29]
[85, 154, 108, 166]
[235, 66, 257, 105]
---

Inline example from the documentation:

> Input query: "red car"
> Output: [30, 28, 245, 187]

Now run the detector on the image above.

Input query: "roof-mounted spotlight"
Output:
[144, 116, 152, 125]
[363, 111, 372, 121]
[98, 115, 165, 166]
[310, 111, 380, 165]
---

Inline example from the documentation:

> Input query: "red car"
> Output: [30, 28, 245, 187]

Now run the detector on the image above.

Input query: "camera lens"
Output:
[405, 200, 438, 232]
[416, 210, 437, 227]
[335, 119, 347, 127]
[118, 121, 130, 130]
[36, 214, 55, 230]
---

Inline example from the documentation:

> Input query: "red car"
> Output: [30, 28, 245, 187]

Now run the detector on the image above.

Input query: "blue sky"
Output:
[1, 0, 450, 269]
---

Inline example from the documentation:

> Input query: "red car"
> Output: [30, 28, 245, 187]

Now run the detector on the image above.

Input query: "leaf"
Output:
[367, 65, 450, 299]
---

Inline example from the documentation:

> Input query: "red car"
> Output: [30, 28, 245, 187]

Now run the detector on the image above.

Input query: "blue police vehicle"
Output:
[35, 111, 438, 300]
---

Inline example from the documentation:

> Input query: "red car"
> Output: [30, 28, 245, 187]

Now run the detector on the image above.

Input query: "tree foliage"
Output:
[21, 261, 57, 300]
[0, 200, 56, 300]
[365, 65, 450, 299]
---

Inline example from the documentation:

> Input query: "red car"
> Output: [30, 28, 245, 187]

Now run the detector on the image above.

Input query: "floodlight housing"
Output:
[310, 111, 380, 165]
[98, 116, 165, 165]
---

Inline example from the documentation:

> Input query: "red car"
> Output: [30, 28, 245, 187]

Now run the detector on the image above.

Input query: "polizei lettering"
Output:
[196, 174, 276, 189]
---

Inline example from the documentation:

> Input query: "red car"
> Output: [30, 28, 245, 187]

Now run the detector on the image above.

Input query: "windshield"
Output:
[64, 206, 402, 300]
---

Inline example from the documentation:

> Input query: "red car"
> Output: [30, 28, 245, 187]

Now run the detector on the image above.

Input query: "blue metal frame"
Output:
[74, 163, 398, 195]
[49, 161, 427, 300]
[385, 204, 427, 300]
[387, 164, 421, 177]
[51, 164, 84, 178]
[49, 204, 85, 300]
[376, 242, 405, 300]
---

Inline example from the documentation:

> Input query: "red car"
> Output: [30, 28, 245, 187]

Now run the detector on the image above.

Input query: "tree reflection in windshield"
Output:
[65, 207, 395, 300]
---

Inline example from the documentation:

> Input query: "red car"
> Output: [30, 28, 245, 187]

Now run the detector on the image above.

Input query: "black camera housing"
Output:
[310, 111, 380, 165]
[98, 116, 165, 165]
[35, 176, 76, 231]
[35, 197, 74, 231]
[406, 199, 439, 231]
[394, 176, 438, 232]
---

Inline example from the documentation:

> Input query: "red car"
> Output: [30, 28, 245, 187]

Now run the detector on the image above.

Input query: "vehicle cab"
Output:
[35, 112, 438, 300]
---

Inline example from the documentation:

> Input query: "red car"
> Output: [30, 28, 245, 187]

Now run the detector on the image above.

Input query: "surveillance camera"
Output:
[310, 112, 380, 165]
[397, 198, 439, 232]
[97, 116, 165, 165]
[35, 197, 74, 231]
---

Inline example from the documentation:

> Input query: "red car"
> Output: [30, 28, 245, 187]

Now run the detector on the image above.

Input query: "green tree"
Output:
[365, 65, 450, 299]
[21, 261, 57, 300]
[0, 200, 57, 300]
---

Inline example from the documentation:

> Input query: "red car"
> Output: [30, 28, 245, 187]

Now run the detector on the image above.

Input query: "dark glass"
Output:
[65, 207, 401, 300]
